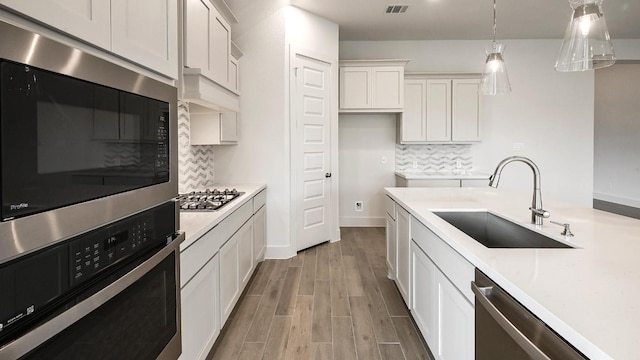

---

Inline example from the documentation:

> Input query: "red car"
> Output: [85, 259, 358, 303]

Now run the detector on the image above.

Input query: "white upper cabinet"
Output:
[184, 0, 230, 86]
[0, 0, 111, 49]
[426, 79, 452, 142]
[400, 79, 427, 143]
[452, 79, 482, 142]
[0, 0, 178, 79]
[111, 0, 178, 79]
[398, 75, 482, 144]
[182, 0, 240, 112]
[189, 109, 238, 145]
[339, 60, 408, 113]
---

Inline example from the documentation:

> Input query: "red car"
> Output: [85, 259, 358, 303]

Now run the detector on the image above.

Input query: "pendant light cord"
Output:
[492, 0, 497, 44]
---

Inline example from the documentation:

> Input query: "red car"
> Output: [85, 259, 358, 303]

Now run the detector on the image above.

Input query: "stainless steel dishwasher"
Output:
[472, 269, 588, 359]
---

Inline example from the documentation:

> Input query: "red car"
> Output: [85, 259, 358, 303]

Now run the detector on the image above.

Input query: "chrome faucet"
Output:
[488, 156, 550, 225]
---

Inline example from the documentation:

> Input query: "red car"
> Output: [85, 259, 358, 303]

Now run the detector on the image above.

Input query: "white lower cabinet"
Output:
[410, 240, 474, 360]
[387, 195, 474, 360]
[408, 218, 474, 360]
[410, 241, 437, 346]
[180, 188, 266, 359]
[219, 228, 240, 325]
[253, 205, 266, 262]
[385, 212, 396, 279]
[395, 205, 411, 306]
[436, 269, 474, 360]
[180, 253, 219, 360]
[237, 220, 254, 289]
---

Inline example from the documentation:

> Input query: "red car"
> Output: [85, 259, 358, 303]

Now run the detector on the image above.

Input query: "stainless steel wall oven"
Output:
[0, 20, 181, 359]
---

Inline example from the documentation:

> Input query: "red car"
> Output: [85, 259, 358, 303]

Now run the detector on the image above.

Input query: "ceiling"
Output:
[289, 0, 640, 41]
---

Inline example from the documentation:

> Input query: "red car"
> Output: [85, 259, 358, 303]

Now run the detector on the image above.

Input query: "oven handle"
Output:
[0, 232, 185, 360]
[471, 281, 551, 360]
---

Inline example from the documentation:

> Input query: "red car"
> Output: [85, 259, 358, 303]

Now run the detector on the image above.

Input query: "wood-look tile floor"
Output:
[208, 227, 433, 360]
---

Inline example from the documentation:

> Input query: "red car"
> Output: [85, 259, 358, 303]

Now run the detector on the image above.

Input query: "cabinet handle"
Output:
[325, 173, 332, 178]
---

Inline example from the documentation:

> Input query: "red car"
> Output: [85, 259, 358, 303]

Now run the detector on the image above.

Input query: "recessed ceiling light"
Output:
[385, 5, 409, 14]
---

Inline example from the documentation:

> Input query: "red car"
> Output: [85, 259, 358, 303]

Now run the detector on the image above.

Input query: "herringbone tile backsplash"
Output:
[178, 101, 216, 193]
[396, 144, 473, 171]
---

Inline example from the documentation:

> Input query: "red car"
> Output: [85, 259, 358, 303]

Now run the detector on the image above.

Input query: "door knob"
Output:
[325, 173, 332, 178]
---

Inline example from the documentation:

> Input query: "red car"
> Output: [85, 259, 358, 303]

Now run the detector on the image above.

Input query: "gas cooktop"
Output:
[177, 188, 244, 211]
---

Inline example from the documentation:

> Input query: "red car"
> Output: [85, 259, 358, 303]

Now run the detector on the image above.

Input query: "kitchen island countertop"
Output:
[385, 186, 640, 360]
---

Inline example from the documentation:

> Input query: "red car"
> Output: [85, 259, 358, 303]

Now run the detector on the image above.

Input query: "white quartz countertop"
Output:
[178, 183, 266, 251]
[395, 170, 491, 180]
[385, 186, 640, 360]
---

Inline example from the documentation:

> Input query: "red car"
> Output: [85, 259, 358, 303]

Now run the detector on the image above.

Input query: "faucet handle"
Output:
[529, 207, 550, 218]
[550, 220, 574, 237]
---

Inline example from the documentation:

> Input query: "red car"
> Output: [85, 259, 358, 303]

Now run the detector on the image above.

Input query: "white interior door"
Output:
[293, 52, 332, 251]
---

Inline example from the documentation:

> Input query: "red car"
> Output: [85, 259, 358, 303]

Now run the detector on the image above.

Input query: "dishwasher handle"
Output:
[472, 281, 551, 360]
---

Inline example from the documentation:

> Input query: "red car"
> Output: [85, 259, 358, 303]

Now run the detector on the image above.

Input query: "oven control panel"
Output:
[69, 202, 175, 286]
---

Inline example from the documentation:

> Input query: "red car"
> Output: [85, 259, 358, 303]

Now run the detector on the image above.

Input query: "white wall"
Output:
[216, 2, 338, 258]
[340, 40, 595, 207]
[339, 114, 396, 226]
[594, 63, 640, 208]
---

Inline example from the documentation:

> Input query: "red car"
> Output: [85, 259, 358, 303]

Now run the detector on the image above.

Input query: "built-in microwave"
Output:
[0, 20, 178, 266]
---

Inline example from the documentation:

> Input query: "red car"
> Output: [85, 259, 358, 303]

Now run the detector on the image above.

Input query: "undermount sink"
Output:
[433, 211, 573, 249]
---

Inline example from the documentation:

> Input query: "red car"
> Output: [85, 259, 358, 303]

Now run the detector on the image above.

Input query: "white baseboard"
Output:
[339, 216, 385, 227]
[265, 244, 296, 259]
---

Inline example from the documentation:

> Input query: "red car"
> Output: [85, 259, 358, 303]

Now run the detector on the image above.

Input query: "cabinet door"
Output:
[400, 79, 427, 143]
[436, 269, 474, 360]
[395, 205, 411, 307]
[452, 79, 482, 142]
[372, 66, 403, 109]
[229, 56, 239, 93]
[219, 234, 239, 325]
[339, 67, 371, 109]
[184, 0, 214, 73]
[0, 0, 111, 49]
[220, 112, 239, 143]
[426, 80, 452, 142]
[111, 0, 178, 78]
[385, 213, 396, 279]
[237, 220, 254, 289]
[253, 205, 266, 262]
[410, 241, 437, 348]
[180, 254, 219, 360]
[210, 11, 231, 87]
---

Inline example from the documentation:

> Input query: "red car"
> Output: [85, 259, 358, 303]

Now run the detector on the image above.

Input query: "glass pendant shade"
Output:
[555, 0, 615, 71]
[480, 43, 511, 95]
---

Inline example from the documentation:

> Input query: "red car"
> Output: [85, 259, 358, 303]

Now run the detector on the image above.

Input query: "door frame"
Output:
[288, 45, 340, 253]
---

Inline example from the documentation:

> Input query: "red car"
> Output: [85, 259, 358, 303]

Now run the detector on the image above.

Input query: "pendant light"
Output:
[480, 0, 511, 95]
[555, 0, 615, 71]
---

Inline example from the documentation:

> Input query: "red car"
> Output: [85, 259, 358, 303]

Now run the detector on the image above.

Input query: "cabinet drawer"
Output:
[385, 195, 396, 219]
[253, 189, 266, 213]
[411, 217, 474, 302]
[180, 200, 253, 286]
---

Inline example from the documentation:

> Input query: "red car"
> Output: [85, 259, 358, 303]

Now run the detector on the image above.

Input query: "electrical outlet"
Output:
[381, 156, 387, 164]
[412, 161, 418, 169]
[355, 201, 363, 212]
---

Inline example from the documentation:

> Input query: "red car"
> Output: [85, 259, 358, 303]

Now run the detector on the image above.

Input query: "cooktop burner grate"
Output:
[177, 188, 244, 211]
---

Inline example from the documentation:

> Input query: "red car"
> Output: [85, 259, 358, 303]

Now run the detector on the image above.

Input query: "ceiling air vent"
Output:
[385, 4, 408, 14]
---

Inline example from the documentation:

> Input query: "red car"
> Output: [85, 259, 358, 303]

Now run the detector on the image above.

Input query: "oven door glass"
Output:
[0, 59, 170, 221]
[21, 253, 178, 360]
